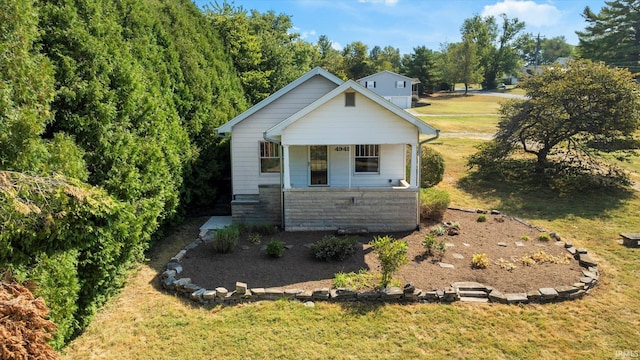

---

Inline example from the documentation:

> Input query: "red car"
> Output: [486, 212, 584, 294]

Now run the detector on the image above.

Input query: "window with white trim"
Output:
[396, 80, 406, 88]
[355, 144, 379, 173]
[259, 141, 280, 173]
[366, 81, 376, 88]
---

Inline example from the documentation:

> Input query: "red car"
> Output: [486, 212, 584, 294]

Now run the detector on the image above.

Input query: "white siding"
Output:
[281, 93, 417, 145]
[231, 76, 338, 195]
[289, 145, 307, 188]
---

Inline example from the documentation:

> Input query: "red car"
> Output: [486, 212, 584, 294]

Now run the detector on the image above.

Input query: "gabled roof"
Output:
[265, 80, 438, 138]
[216, 67, 343, 134]
[357, 70, 417, 84]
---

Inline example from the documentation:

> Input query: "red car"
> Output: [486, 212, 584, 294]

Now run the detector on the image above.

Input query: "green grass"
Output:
[414, 94, 504, 115]
[59, 92, 640, 359]
[420, 115, 499, 134]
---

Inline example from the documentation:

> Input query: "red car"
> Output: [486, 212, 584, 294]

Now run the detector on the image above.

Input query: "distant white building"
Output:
[357, 70, 419, 109]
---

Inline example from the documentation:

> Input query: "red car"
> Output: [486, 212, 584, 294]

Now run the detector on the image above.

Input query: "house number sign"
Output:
[334, 146, 350, 152]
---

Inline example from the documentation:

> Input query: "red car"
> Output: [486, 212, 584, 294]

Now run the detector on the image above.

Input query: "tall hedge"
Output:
[0, 0, 247, 348]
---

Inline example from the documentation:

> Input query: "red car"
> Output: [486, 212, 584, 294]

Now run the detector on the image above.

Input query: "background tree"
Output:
[402, 46, 438, 94]
[468, 60, 640, 185]
[577, 0, 640, 75]
[370, 45, 402, 72]
[519, 35, 574, 67]
[440, 36, 483, 94]
[316, 35, 346, 78]
[462, 14, 526, 89]
[342, 41, 371, 79]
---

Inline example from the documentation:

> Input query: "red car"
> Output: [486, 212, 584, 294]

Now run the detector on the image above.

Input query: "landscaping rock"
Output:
[539, 288, 558, 301]
[506, 293, 528, 304]
[452, 253, 464, 259]
[488, 290, 507, 304]
[358, 291, 381, 301]
[579, 254, 598, 268]
[235, 282, 248, 295]
[381, 287, 403, 300]
[497, 242, 508, 247]
[438, 262, 455, 269]
[165, 262, 183, 274]
[264, 288, 285, 300]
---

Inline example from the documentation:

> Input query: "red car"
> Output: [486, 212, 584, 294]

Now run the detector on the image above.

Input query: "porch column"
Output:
[283, 144, 291, 189]
[410, 143, 418, 188]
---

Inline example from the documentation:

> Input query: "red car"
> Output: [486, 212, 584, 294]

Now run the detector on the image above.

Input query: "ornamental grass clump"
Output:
[369, 235, 408, 288]
[212, 225, 239, 253]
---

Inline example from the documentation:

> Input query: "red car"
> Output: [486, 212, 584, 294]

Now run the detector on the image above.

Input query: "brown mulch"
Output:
[179, 209, 584, 293]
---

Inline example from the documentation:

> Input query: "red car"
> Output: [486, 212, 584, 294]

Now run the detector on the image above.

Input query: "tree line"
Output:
[0, 0, 637, 352]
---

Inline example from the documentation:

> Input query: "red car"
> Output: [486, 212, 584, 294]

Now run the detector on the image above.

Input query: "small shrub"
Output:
[332, 269, 376, 290]
[496, 258, 516, 271]
[538, 233, 551, 242]
[248, 233, 262, 245]
[471, 253, 489, 269]
[477, 214, 487, 222]
[369, 235, 408, 288]
[310, 235, 359, 262]
[450, 221, 461, 230]
[434, 239, 447, 260]
[213, 225, 239, 253]
[521, 255, 536, 266]
[420, 145, 445, 187]
[421, 234, 436, 256]
[520, 235, 530, 241]
[420, 188, 450, 220]
[266, 240, 285, 258]
[430, 224, 447, 236]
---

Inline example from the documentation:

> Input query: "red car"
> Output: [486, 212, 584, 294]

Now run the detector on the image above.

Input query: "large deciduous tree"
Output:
[468, 60, 640, 185]
[461, 14, 526, 89]
[577, 0, 640, 75]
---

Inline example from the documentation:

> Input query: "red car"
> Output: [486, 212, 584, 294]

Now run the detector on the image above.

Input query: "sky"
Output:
[193, 0, 607, 55]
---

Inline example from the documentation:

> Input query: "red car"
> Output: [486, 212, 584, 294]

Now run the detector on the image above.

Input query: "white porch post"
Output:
[410, 143, 418, 188]
[283, 144, 291, 189]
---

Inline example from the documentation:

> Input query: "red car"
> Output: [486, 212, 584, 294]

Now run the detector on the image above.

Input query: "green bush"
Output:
[420, 145, 445, 187]
[430, 224, 447, 236]
[369, 235, 408, 288]
[422, 234, 436, 256]
[213, 225, 239, 253]
[310, 235, 359, 262]
[420, 188, 450, 220]
[471, 253, 490, 269]
[266, 240, 285, 258]
[477, 214, 487, 222]
[538, 233, 551, 242]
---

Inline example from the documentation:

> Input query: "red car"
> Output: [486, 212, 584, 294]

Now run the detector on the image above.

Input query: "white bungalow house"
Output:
[357, 70, 420, 109]
[216, 67, 439, 232]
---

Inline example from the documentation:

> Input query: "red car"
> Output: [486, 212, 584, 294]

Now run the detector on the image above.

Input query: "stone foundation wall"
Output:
[283, 188, 419, 232]
[231, 185, 281, 226]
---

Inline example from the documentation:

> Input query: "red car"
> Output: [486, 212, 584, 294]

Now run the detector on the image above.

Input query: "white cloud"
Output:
[331, 41, 343, 51]
[482, 0, 561, 27]
[357, 0, 399, 6]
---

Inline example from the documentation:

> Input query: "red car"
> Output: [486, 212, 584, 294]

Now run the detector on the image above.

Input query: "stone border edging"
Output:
[159, 208, 599, 305]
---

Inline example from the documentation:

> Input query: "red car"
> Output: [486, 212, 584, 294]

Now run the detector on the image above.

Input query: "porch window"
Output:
[355, 144, 379, 173]
[259, 141, 280, 173]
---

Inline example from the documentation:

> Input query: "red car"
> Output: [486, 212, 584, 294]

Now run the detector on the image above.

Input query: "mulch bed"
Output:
[179, 209, 584, 293]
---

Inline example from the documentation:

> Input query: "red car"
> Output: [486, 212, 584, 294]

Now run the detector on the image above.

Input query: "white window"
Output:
[259, 141, 280, 173]
[366, 81, 376, 88]
[396, 80, 406, 88]
[355, 145, 379, 173]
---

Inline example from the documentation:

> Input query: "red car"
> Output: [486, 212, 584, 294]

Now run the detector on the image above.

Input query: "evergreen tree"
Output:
[577, 0, 640, 75]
